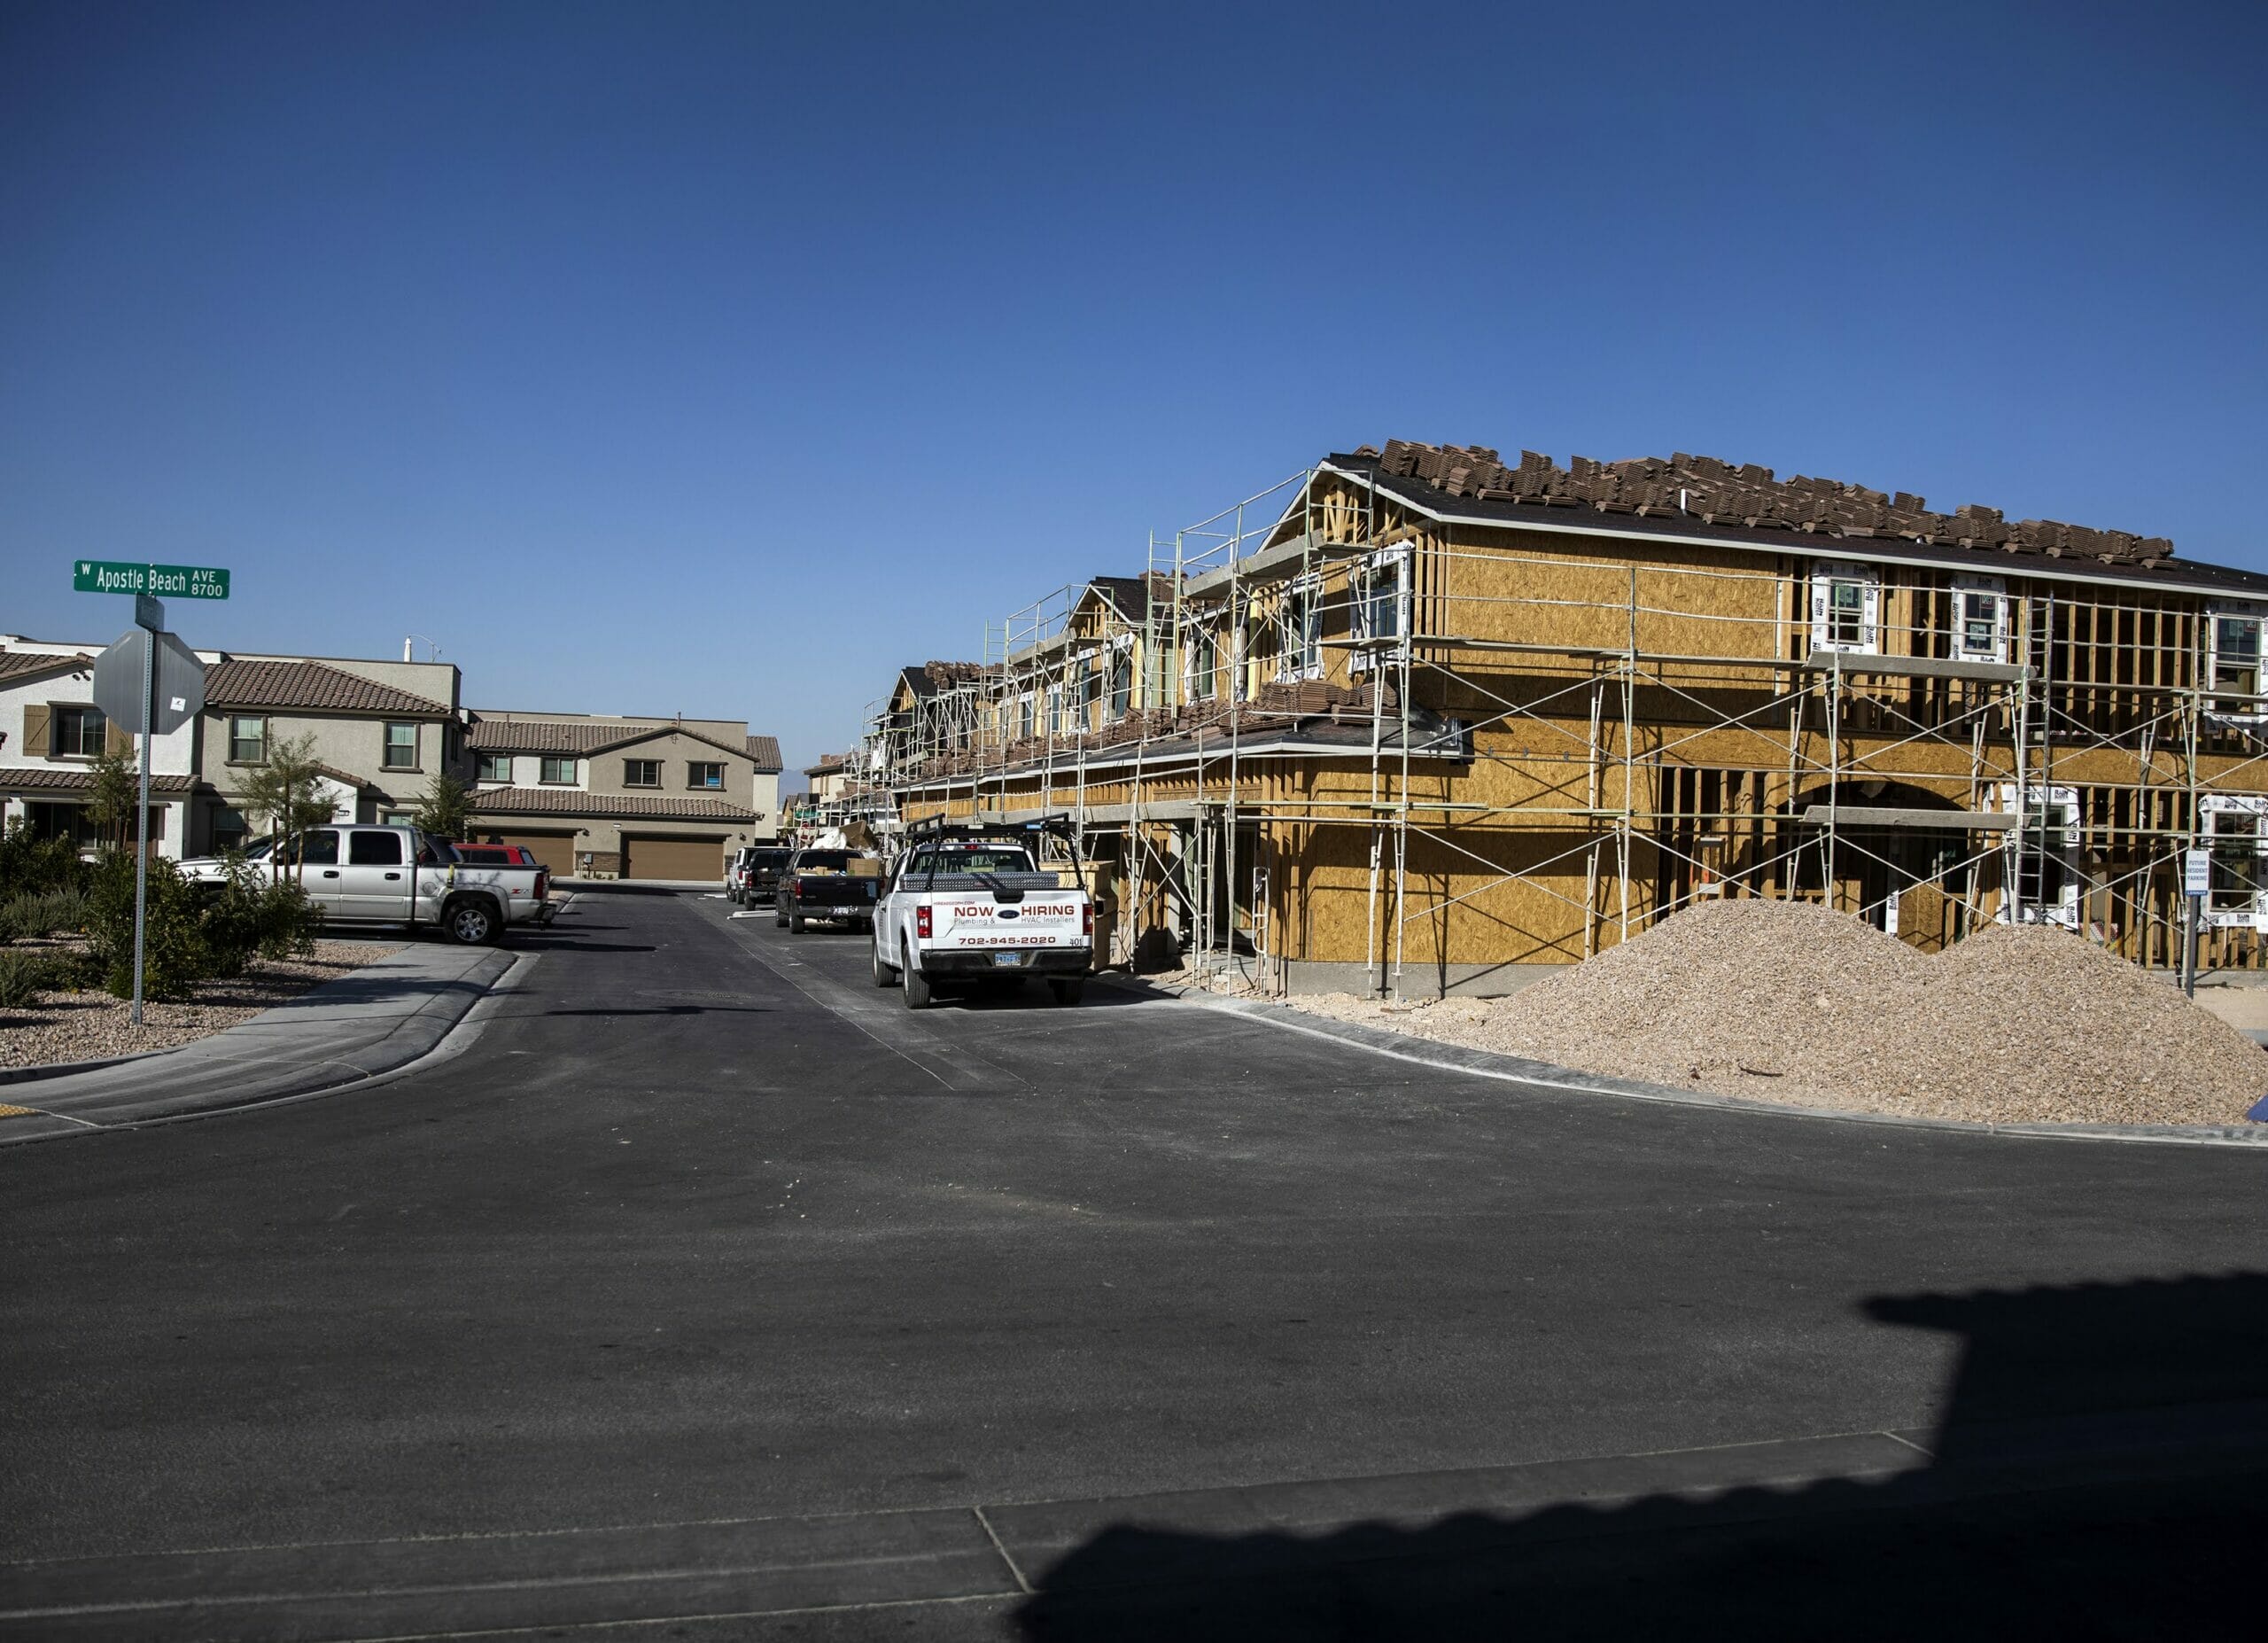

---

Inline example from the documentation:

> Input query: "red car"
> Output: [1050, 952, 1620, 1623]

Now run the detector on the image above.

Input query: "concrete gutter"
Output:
[1098, 975, 2268, 1150]
[0, 945, 532, 1147]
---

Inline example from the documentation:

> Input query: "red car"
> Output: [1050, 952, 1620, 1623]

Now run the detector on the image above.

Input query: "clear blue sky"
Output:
[4, 1, 2262, 778]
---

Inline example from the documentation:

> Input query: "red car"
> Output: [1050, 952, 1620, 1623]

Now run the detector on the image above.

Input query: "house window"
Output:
[1186, 627, 1217, 701]
[212, 806, 249, 852]
[1016, 694, 1036, 742]
[229, 715, 268, 764]
[1108, 645, 1132, 720]
[624, 759, 661, 788]
[2201, 796, 2268, 924]
[27, 802, 97, 846]
[687, 761, 724, 790]
[1809, 563, 1880, 654]
[50, 705, 107, 758]
[476, 752, 511, 783]
[2210, 809, 2262, 915]
[2209, 611, 2265, 717]
[1951, 580, 2007, 663]
[1351, 549, 1410, 672]
[540, 756, 576, 785]
[1045, 684, 1065, 736]
[383, 721, 419, 770]
[378, 810, 415, 827]
[1278, 580, 1324, 680]
[1996, 784, 2079, 928]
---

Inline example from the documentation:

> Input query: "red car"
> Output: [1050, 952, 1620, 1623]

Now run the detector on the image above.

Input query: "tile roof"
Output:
[465, 718, 656, 754]
[1357, 440, 2176, 566]
[206, 658, 452, 716]
[0, 767, 200, 795]
[0, 650, 94, 681]
[468, 717, 782, 770]
[469, 788, 757, 823]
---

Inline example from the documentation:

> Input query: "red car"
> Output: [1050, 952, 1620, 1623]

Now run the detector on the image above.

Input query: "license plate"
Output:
[991, 952, 1028, 968]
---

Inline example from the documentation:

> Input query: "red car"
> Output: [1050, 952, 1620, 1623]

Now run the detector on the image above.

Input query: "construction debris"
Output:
[1357, 440, 2175, 565]
[1281, 899, 2265, 1127]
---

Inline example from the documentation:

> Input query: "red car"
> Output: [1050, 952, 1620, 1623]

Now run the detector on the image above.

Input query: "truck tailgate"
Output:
[928, 893, 1087, 949]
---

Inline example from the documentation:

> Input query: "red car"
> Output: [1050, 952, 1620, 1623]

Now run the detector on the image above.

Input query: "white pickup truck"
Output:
[178, 824, 552, 945]
[869, 819, 1093, 1008]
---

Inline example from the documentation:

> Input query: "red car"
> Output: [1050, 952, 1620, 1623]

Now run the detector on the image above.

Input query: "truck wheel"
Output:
[1049, 979, 1085, 1007]
[774, 901, 788, 929]
[872, 942, 898, 988]
[902, 941, 933, 1010]
[789, 907, 806, 933]
[444, 897, 500, 946]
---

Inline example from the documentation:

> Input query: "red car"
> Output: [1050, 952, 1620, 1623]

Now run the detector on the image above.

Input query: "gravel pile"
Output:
[1282, 900, 2268, 1126]
[0, 940, 402, 1071]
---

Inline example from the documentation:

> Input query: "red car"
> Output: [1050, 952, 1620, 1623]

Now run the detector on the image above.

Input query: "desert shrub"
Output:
[198, 857, 322, 976]
[0, 888, 89, 942]
[0, 949, 56, 1010]
[0, 818, 89, 900]
[86, 853, 208, 1001]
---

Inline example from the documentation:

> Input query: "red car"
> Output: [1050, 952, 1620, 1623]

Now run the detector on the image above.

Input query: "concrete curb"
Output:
[0, 1047, 169, 1086]
[0, 945, 533, 1148]
[1095, 976, 2268, 1150]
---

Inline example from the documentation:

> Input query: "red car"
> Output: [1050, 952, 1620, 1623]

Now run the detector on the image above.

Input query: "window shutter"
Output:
[106, 720, 133, 757]
[24, 704, 51, 757]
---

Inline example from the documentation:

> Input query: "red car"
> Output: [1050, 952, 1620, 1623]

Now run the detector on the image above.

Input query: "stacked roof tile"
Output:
[1361, 440, 2174, 566]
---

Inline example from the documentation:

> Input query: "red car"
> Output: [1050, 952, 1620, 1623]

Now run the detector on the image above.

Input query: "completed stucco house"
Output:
[198, 654, 462, 851]
[3, 637, 460, 857]
[463, 711, 783, 880]
[0, 638, 199, 856]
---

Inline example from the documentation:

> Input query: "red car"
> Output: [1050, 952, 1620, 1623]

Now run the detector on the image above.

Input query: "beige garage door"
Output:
[487, 831, 579, 878]
[622, 835, 726, 882]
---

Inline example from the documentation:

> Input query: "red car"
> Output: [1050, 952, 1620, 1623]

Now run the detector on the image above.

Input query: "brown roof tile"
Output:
[0, 767, 200, 795]
[745, 734, 782, 771]
[0, 650, 95, 681]
[206, 658, 452, 716]
[465, 718, 659, 754]
[469, 788, 757, 822]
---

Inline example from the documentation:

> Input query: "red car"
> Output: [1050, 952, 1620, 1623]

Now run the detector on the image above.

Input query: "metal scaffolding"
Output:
[869, 463, 2268, 994]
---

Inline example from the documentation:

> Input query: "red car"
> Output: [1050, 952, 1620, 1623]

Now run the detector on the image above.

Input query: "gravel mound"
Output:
[1283, 900, 2266, 1127]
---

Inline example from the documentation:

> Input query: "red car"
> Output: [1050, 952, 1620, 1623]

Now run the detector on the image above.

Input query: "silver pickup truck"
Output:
[178, 824, 553, 945]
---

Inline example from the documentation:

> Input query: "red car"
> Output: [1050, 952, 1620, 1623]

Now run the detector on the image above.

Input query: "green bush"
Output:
[86, 853, 208, 1001]
[198, 853, 323, 977]
[0, 888, 89, 942]
[0, 950, 55, 1010]
[0, 818, 89, 901]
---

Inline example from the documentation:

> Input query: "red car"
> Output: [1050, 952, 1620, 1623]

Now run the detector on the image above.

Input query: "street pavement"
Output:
[3, 886, 2264, 1639]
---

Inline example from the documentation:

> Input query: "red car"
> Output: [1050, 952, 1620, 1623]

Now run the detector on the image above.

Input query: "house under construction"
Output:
[849, 440, 2268, 997]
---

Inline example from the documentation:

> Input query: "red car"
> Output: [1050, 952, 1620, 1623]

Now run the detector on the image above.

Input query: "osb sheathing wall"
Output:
[895, 479, 2268, 978]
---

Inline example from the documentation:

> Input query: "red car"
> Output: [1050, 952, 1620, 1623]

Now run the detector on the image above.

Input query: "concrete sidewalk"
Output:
[0, 945, 523, 1146]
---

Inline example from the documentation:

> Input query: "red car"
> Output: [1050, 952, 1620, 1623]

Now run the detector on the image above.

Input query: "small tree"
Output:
[237, 734, 335, 885]
[414, 772, 473, 842]
[83, 748, 142, 854]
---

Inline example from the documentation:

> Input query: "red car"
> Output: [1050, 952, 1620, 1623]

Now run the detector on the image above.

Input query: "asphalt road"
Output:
[4, 886, 2265, 1639]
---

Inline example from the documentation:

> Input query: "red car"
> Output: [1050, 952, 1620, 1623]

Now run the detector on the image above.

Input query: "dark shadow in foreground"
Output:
[1014, 1272, 2268, 1642]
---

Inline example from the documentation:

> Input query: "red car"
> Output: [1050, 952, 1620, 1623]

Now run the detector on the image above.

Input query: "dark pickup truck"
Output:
[775, 849, 882, 932]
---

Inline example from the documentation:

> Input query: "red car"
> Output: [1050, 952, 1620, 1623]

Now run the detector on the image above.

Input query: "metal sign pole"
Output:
[130, 610, 156, 1025]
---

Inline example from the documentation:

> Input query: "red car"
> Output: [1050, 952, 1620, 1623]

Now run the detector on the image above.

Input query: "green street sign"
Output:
[73, 560, 230, 600]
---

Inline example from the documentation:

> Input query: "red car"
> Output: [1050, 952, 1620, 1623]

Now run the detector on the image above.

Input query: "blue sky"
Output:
[4, 1, 2262, 778]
